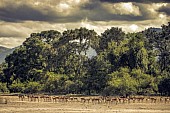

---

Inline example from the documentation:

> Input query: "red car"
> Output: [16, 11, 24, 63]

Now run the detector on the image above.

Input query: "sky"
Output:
[0, 0, 170, 48]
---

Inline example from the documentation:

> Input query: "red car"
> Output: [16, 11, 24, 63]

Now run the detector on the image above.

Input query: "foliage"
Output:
[42, 72, 68, 93]
[131, 69, 156, 95]
[9, 79, 25, 93]
[99, 27, 125, 51]
[84, 54, 112, 95]
[158, 77, 170, 96]
[107, 68, 137, 96]
[24, 81, 42, 93]
[0, 82, 9, 93]
[0, 23, 169, 96]
[0, 63, 7, 83]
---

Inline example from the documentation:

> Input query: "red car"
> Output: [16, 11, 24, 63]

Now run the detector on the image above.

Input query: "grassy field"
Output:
[0, 95, 170, 113]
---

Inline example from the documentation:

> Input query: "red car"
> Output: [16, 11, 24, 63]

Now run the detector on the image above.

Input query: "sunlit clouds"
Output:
[0, 0, 169, 48]
[129, 24, 139, 32]
[107, 2, 141, 16]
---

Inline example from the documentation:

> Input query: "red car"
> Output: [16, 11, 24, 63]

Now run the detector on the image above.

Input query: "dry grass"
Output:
[0, 95, 170, 113]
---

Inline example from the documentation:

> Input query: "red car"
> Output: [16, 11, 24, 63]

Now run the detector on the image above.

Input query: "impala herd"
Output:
[18, 94, 170, 104]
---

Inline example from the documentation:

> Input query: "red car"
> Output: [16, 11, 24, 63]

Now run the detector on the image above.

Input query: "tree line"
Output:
[0, 22, 170, 96]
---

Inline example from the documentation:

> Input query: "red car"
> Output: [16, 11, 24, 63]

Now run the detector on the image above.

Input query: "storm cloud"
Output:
[0, 0, 169, 48]
[80, 1, 153, 21]
[0, 0, 167, 23]
[0, 1, 81, 23]
[158, 4, 170, 16]
[100, 0, 170, 3]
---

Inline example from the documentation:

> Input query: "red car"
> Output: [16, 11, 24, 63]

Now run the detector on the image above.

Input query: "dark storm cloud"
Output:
[0, 0, 168, 23]
[0, 4, 56, 22]
[100, 0, 170, 3]
[0, 1, 83, 23]
[80, 1, 154, 21]
[158, 4, 170, 16]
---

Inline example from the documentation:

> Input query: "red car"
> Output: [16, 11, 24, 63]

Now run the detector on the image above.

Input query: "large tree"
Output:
[4, 31, 57, 87]
[98, 27, 125, 52]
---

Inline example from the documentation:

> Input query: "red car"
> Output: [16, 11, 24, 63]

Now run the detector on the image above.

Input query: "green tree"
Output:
[107, 39, 129, 70]
[127, 33, 149, 71]
[9, 79, 25, 93]
[99, 27, 125, 52]
[0, 82, 9, 93]
[143, 23, 170, 73]
[107, 68, 137, 96]
[2, 23, 169, 94]
[84, 53, 112, 95]
[4, 32, 55, 86]
[24, 81, 41, 93]
[157, 23, 170, 73]
[131, 69, 157, 95]
[0, 63, 7, 83]
[53, 28, 99, 94]
[42, 72, 68, 94]
[158, 77, 170, 96]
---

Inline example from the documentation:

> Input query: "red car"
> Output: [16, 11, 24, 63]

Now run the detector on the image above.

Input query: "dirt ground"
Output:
[0, 95, 170, 113]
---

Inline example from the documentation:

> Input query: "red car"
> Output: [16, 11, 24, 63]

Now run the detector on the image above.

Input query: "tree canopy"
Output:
[0, 23, 170, 96]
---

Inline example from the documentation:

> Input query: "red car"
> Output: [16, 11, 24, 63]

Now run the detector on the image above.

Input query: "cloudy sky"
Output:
[0, 0, 170, 48]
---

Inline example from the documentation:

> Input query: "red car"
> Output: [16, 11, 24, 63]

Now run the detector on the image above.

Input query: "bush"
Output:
[9, 80, 25, 93]
[108, 68, 137, 96]
[158, 78, 170, 96]
[42, 72, 69, 94]
[0, 82, 9, 93]
[24, 81, 42, 93]
[42, 80, 58, 93]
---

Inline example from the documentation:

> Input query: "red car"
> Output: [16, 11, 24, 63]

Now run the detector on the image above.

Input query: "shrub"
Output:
[0, 82, 9, 93]
[9, 80, 25, 93]
[24, 81, 41, 93]
[158, 78, 170, 96]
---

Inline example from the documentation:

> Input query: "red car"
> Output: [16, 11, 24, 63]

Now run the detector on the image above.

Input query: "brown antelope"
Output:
[111, 97, 119, 104]
[150, 97, 157, 103]
[118, 97, 129, 103]
[64, 96, 69, 102]
[18, 94, 25, 101]
[32, 95, 40, 102]
[80, 97, 86, 103]
[39, 95, 45, 102]
[58, 96, 65, 102]
[80, 97, 91, 103]
[91, 97, 100, 104]
[134, 97, 145, 103]
[98, 96, 105, 103]
[52, 96, 59, 103]
[128, 97, 135, 103]
[105, 96, 112, 104]
[145, 97, 151, 103]
[85, 98, 91, 103]
[44, 95, 51, 102]
[69, 97, 74, 102]
[165, 97, 170, 103]
[73, 97, 78, 102]
[122, 98, 129, 103]
[27, 94, 32, 101]
[159, 97, 164, 103]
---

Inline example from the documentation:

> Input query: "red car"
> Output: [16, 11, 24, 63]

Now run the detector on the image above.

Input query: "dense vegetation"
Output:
[0, 22, 170, 96]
